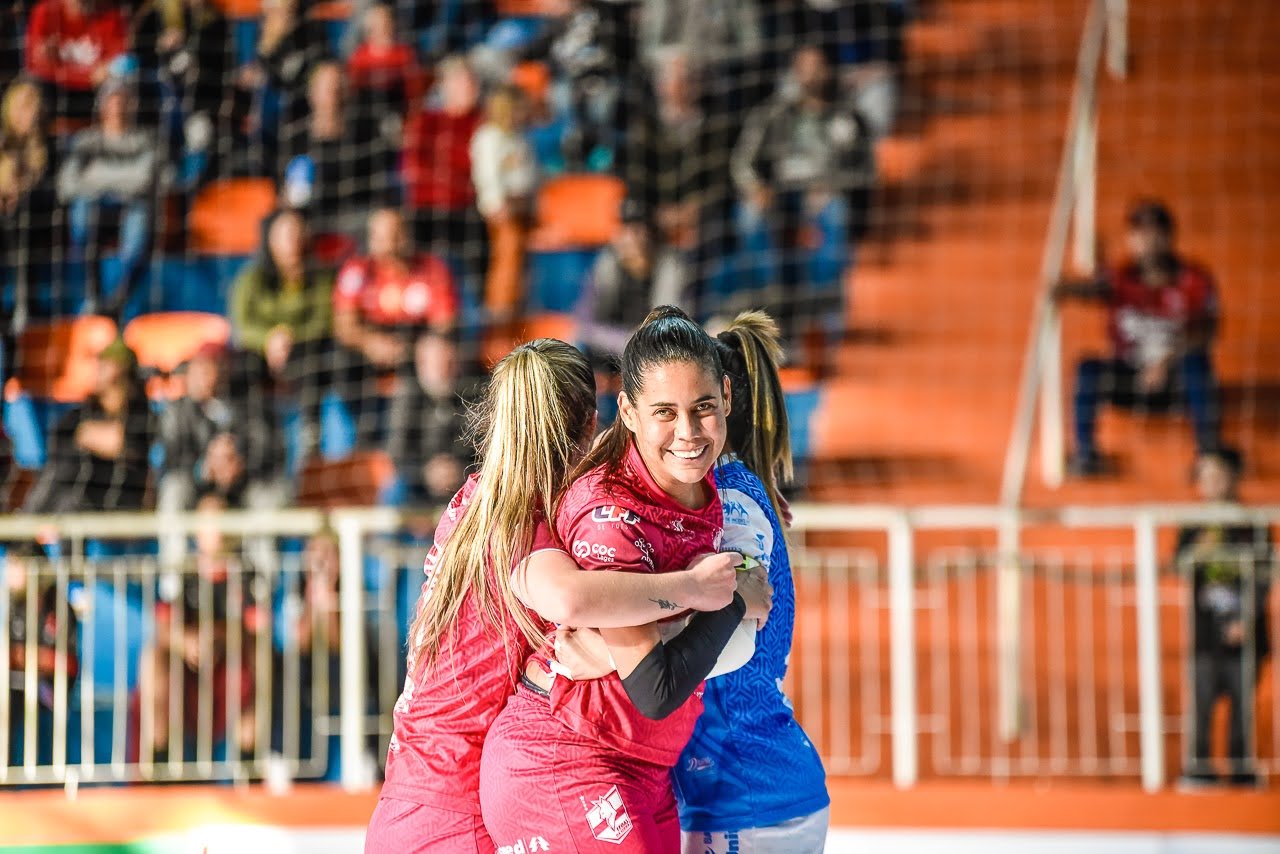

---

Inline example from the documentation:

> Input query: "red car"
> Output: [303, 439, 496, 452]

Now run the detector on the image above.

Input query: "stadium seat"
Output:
[6, 316, 118, 403]
[511, 61, 551, 104]
[495, 0, 569, 16]
[188, 178, 276, 256]
[529, 174, 625, 250]
[210, 0, 262, 16]
[122, 312, 233, 375]
[480, 312, 578, 366]
[296, 450, 395, 509]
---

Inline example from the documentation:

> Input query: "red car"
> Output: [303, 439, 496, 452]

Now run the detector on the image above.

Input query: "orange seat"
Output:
[122, 312, 233, 374]
[530, 174, 625, 250]
[189, 178, 275, 256]
[296, 450, 395, 508]
[8, 316, 118, 403]
[495, 0, 570, 16]
[209, 0, 261, 17]
[480, 313, 578, 366]
[511, 61, 551, 105]
[309, 0, 353, 20]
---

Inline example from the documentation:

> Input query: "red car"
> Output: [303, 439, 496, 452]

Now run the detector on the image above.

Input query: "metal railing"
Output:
[4, 498, 1275, 796]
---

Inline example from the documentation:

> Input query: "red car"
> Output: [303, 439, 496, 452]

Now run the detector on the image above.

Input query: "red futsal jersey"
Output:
[1107, 259, 1217, 366]
[334, 254, 460, 331]
[379, 476, 561, 813]
[539, 442, 724, 767]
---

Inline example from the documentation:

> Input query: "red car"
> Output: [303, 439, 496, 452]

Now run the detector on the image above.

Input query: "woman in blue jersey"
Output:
[675, 310, 830, 852]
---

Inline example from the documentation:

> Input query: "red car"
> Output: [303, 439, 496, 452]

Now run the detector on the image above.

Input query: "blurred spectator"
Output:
[24, 0, 128, 121]
[1175, 448, 1272, 787]
[56, 72, 157, 318]
[513, 0, 641, 169]
[22, 338, 153, 514]
[133, 492, 264, 766]
[402, 56, 485, 291]
[1054, 200, 1221, 477]
[385, 330, 475, 506]
[0, 78, 56, 331]
[6, 552, 80, 767]
[639, 0, 765, 109]
[228, 208, 335, 460]
[158, 343, 236, 510]
[280, 61, 400, 238]
[574, 196, 689, 362]
[629, 52, 736, 310]
[346, 3, 422, 125]
[731, 44, 873, 355]
[129, 0, 233, 181]
[470, 83, 536, 317]
[333, 207, 460, 443]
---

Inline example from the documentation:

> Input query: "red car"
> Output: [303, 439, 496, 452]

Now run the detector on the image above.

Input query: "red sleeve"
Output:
[401, 112, 427, 194]
[333, 259, 367, 312]
[100, 11, 128, 66]
[24, 4, 58, 84]
[560, 503, 655, 574]
[1187, 270, 1219, 322]
[527, 518, 563, 558]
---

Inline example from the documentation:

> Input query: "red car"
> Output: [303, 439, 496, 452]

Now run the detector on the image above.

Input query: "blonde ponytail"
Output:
[406, 339, 596, 676]
[715, 311, 792, 522]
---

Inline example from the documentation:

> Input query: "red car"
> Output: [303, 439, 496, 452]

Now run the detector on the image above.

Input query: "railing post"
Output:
[1037, 308, 1065, 489]
[1134, 512, 1165, 791]
[1105, 0, 1128, 78]
[996, 514, 1023, 743]
[1071, 102, 1097, 276]
[336, 513, 372, 792]
[888, 513, 918, 788]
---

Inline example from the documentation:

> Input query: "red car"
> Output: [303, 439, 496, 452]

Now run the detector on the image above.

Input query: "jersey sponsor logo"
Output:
[573, 540, 617, 562]
[634, 538, 655, 568]
[592, 506, 640, 525]
[670, 518, 684, 533]
[497, 837, 552, 853]
[583, 786, 633, 844]
[685, 755, 715, 773]
[722, 500, 750, 522]
[337, 265, 365, 295]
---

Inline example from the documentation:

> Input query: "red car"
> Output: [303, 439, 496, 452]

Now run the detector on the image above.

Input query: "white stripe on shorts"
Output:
[681, 806, 830, 854]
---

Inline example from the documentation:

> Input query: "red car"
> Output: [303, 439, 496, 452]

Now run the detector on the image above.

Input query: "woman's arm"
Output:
[514, 549, 738, 628]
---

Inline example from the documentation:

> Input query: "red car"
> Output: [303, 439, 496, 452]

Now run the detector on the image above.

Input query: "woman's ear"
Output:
[618, 392, 637, 433]
[722, 375, 732, 417]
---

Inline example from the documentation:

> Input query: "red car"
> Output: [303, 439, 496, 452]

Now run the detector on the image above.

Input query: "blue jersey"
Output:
[672, 458, 829, 832]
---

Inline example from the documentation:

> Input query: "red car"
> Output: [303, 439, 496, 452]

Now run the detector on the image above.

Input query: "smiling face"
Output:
[618, 360, 729, 507]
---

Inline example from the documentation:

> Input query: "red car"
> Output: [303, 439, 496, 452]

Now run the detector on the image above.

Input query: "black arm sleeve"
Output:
[620, 593, 748, 721]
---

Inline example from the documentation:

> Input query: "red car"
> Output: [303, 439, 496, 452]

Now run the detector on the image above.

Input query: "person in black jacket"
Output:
[22, 338, 153, 514]
[1175, 448, 1272, 787]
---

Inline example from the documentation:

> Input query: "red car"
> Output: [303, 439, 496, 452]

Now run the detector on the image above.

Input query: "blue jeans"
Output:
[1072, 352, 1219, 457]
[735, 192, 851, 342]
[68, 196, 151, 314]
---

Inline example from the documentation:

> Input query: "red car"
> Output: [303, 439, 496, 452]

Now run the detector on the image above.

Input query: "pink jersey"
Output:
[1107, 258, 1217, 365]
[538, 442, 724, 767]
[379, 475, 561, 813]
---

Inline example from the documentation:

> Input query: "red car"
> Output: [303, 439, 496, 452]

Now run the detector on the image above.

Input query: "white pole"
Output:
[1038, 308, 1065, 489]
[337, 514, 371, 792]
[888, 514, 918, 788]
[1071, 104, 1097, 276]
[1134, 513, 1165, 791]
[996, 515, 1023, 742]
[1106, 0, 1128, 78]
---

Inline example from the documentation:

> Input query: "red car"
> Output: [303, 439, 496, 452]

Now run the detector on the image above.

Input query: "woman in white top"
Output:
[469, 84, 537, 318]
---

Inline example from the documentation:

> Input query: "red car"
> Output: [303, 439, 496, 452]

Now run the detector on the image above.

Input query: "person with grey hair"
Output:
[56, 71, 157, 317]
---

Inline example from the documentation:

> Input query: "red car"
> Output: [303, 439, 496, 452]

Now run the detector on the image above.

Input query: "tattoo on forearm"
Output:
[650, 598, 681, 612]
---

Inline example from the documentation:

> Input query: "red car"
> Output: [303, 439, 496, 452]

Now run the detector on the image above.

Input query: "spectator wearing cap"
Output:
[469, 83, 537, 318]
[24, 0, 128, 121]
[1054, 200, 1222, 476]
[731, 44, 874, 360]
[228, 208, 334, 461]
[22, 338, 153, 514]
[333, 207, 460, 445]
[574, 196, 690, 362]
[384, 330, 477, 506]
[1174, 448, 1272, 787]
[56, 68, 157, 318]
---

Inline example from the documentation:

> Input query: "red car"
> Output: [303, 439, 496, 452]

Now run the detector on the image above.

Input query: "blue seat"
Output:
[526, 248, 597, 313]
[785, 386, 823, 464]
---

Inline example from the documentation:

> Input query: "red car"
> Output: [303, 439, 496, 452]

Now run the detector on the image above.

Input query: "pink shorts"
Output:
[364, 796, 493, 853]
[479, 685, 679, 853]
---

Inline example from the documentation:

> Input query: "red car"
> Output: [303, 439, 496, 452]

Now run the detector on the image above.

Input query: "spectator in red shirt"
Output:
[346, 3, 422, 124]
[402, 56, 486, 295]
[24, 0, 127, 120]
[1054, 200, 1221, 476]
[332, 206, 460, 443]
